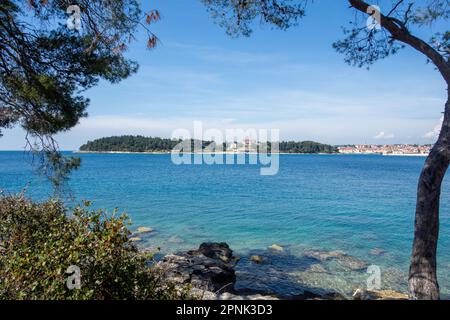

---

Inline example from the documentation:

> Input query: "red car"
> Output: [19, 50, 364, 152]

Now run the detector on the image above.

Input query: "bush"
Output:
[0, 195, 188, 300]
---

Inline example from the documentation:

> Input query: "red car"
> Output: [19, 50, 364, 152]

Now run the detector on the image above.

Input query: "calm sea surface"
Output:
[1, 151, 449, 298]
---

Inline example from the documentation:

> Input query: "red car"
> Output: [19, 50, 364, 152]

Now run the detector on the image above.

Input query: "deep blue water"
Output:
[1, 151, 449, 297]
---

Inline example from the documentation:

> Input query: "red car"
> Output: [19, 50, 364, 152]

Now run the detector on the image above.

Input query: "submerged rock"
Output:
[304, 249, 367, 271]
[142, 246, 160, 254]
[307, 263, 327, 273]
[168, 236, 184, 244]
[250, 255, 267, 264]
[369, 248, 386, 256]
[304, 249, 346, 261]
[353, 288, 408, 300]
[269, 244, 284, 252]
[336, 255, 368, 271]
[135, 226, 153, 234]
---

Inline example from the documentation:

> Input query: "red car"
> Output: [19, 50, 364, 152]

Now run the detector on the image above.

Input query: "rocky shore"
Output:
[154, 242, 409, 300]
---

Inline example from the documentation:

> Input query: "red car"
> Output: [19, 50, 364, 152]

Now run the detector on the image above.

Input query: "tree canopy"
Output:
[202, 0, 449, 75]
[80, 136, 183, 153]
[0, 0, 159, 184]
[79, 135, 337, 154]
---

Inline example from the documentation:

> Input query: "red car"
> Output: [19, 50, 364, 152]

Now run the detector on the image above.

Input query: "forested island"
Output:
[79, 136, 182, 153]
[78, 136, 338, 154]
[278, 141, 338, 154]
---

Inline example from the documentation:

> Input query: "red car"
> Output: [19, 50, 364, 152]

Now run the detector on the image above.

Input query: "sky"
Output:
[0, 0, 447, 150]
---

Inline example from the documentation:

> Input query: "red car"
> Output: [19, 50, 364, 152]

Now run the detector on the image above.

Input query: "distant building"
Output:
[337, 144, 431, 156]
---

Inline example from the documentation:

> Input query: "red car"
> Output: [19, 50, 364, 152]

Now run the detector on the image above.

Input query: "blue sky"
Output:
[0, 0, 447, 150]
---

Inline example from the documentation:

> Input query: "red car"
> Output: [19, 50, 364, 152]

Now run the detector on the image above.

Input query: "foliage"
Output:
[202, 0, 449, 69]
[80, 136, 184, 153]
[79, 135, 337, 154]
[333, 0, 449, 68]
[0, 0, 160, 185]
[37, 151, 82, 188]
[0, 195, 188, 300]
[201, 0, 307, 37]
[79, 136, 214, 153]
[278, 140, 338, 153]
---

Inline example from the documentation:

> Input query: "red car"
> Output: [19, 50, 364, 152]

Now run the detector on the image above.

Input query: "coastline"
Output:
[74, 150, 171, 154]
[73, 150, 339, 155]
[73, 150, 428, 156]
[147, 240, 410, 300]
[382, 153, 428, 157]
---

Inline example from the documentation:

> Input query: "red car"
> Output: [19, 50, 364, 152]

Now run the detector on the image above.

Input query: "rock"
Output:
[314, 292, 347, 300]
[352, 288, 365, 299]
[218, 292, 279, 300]
[189, 290, 280, 300]
[190, 288, 217, 300]
[353, 289, 408, 300]
[250, 255, 266, 264]
[307, 263, 327, 273]
[135, 226, 153, 234]
[157, 242, 237, 293]
[142, 246, 160, 254]
[336, 255, 368, 271]
[129, 237, 142, 242]
[304, 249, 367, 271]
[168, 236, 184, 244]
[192, 242, 234, 263]
[156, 242, 349, 300]
[369, 248, 386, 256]
[304, 249, 346, 261]
[269, 244, 284, 252]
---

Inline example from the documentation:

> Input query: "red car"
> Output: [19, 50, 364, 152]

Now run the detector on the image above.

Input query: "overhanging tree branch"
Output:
[348, 0, 450, 82]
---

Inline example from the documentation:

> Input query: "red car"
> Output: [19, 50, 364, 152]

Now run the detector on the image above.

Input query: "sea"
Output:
[1, 151, 449, 298]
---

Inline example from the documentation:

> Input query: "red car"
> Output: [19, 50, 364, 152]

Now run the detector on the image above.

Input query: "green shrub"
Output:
[0, 195, 188, 300]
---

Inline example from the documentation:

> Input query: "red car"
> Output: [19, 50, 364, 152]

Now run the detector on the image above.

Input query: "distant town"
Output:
[224, 141, 432, 156]
[337, 144, 432, 156]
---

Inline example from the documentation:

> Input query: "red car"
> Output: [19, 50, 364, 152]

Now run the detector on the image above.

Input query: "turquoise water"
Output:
[1, 151, 449, 298]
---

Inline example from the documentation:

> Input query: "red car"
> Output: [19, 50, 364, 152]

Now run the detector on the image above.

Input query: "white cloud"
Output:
[1, 114, 439, 151]
[374, 131, 395, 140]
[424, 116, 443, 140]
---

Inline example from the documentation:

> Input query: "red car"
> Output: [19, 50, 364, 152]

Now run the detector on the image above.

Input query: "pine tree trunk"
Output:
[409, 88, 450, 300]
